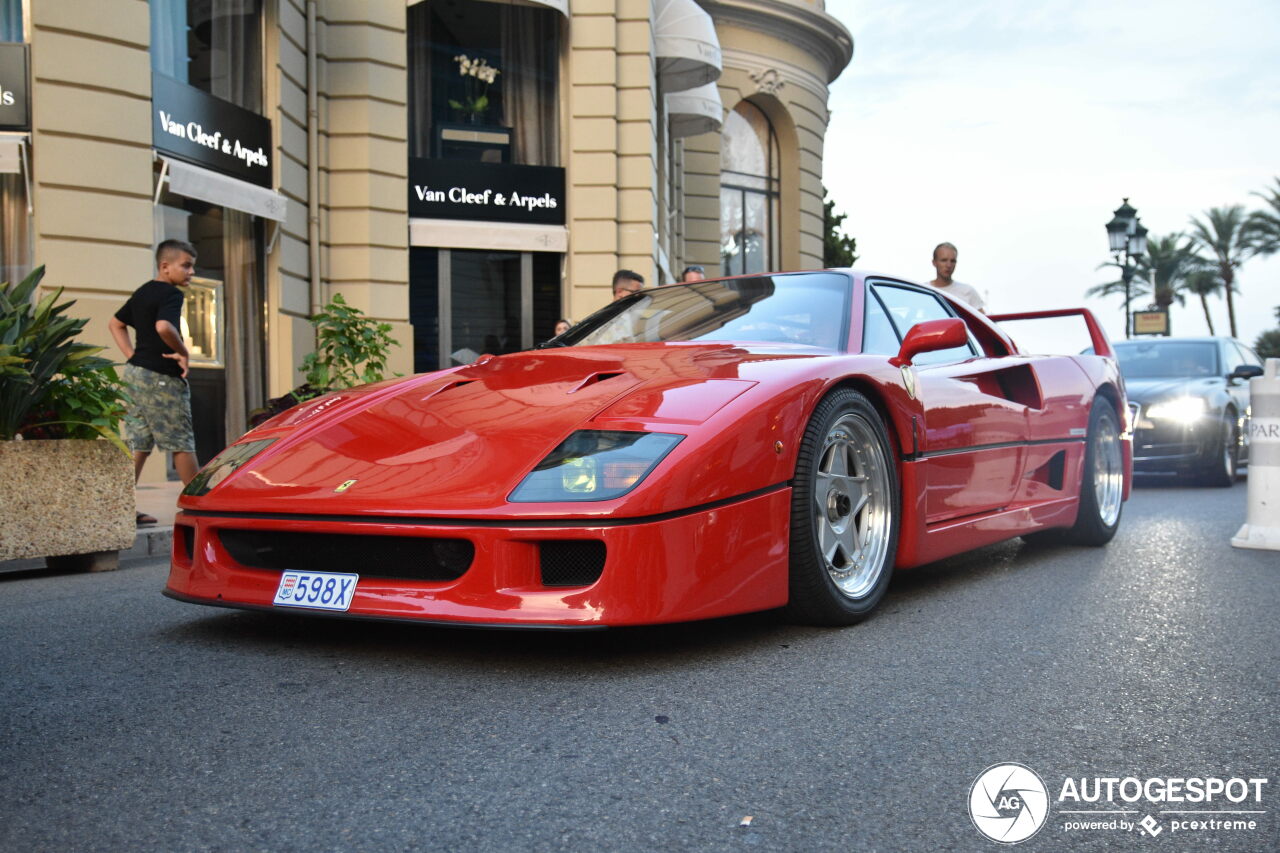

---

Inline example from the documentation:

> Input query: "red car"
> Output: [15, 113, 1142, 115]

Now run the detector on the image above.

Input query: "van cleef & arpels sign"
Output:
[409, 158, 565, 225]
[0, 43, 30, 130]
[152, 74, 272, 188]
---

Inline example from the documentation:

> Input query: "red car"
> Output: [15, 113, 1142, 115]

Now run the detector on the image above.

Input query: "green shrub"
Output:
[248, 293, 399, 427]
[0, 266, 130, 449]
[300, 293, 399, 392]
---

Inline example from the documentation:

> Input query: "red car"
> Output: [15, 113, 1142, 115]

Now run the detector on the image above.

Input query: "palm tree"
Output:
[1086, 263, 1150, 311]
[1143, 233, 1200, 310]
[1247, 177, 1280, 256]
[1181, 268, 1221, 335]
[1188, 206, 1255, 338]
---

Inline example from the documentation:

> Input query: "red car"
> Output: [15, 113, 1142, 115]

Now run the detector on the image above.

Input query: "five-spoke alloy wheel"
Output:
[787, 389, 900, 625]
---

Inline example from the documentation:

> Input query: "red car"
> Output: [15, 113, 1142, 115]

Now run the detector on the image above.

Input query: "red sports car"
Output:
[165, 271, 1132, 627]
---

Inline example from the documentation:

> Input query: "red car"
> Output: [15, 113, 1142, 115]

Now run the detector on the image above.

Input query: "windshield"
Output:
[1114, 341, 1219, 379]
[558, 273, 852, 350]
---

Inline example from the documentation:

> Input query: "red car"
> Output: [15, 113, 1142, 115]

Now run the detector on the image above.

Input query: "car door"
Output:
[867, 281, 1030, 523]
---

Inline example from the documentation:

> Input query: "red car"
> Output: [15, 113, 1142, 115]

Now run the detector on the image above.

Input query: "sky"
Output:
[820, 0, 1280, 354]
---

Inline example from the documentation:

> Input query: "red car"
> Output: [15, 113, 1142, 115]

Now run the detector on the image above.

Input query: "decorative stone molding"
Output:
[750, 68, 785, 95]
[699, 0, 854, 84]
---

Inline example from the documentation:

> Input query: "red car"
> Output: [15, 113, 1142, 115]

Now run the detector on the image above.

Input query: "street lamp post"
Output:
[1104, 198, 1148, 339]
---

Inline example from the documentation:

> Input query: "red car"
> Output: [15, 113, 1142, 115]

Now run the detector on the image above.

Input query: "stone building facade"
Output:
[5, 0, 851, 480]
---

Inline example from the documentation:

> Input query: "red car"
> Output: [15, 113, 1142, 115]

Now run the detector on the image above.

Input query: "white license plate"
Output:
[272, 571, 358, 611]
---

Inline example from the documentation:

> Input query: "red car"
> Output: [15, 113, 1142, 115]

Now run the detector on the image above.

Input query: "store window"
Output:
[409, 248, 561, 374]
[151, 0, 263, 113]
[407, 0, 560, 166]
[0, 0, 28, 285]
[720, 101, 779, 276]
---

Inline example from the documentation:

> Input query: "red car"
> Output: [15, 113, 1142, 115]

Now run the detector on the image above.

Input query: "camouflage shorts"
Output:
[122, 364, 196, 453]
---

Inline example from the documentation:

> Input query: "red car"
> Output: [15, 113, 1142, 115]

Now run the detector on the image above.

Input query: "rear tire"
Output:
[785, 389, 900, 626]
[1063, 399, 1124, 546]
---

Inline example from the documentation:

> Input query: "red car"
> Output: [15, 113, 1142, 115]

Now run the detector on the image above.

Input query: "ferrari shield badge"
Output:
[334, 479, 357, 493]
[900, 364, 917, 400]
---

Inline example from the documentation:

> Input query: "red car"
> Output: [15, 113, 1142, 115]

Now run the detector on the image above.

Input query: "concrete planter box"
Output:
[0, 440, 134, 569]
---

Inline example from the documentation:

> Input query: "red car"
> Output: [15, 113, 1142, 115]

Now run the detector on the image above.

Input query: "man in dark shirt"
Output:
[108, 240, 199, 517]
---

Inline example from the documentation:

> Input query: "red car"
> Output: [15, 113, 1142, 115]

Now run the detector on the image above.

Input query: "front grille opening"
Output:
[539, 540, 606, 587]
[175, 524, 195, 562]
[218, 529, 474, 582]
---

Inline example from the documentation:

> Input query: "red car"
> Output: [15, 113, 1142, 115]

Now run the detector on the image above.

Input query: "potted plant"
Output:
[248, 293, 399, 427]
[0, 266, 135, 570]
[449, 54, 500, 124]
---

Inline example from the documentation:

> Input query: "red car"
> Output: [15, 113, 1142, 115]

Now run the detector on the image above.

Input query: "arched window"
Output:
[720, 101, 780, 275]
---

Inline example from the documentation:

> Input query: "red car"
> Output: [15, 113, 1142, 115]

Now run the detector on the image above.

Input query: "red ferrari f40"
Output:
[165, 271, 1132, 627]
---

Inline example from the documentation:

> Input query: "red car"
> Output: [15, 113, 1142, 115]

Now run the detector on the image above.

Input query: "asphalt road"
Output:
[1, 482, 1276, 852]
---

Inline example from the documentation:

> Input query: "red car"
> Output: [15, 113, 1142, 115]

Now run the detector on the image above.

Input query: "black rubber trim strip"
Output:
[162, 588, 608, 631]
[181, 481, 791, 529]
[901, 435, 1085, 462]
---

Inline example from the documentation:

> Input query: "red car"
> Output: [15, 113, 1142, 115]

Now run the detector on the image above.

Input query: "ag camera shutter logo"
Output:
[969, 763, 1050, 843]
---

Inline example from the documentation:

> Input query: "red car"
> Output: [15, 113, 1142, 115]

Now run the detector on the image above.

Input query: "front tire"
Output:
[1064, 399, 1124, 546]
[785, 389, 900, 626]
[1199, 412, 1238, 488]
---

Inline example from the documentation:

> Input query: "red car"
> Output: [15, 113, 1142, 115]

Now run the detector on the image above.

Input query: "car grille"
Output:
[539, 540, 606, 587]
[218, 529, 474, 582]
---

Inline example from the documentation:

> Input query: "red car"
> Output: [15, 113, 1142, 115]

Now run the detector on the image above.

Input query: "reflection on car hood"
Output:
[1124, 376, 1220, 404]
[190, 342, 819, 516]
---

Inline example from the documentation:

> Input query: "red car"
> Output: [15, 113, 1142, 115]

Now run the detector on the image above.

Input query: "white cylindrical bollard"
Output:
[1232, 358, 1280, 551]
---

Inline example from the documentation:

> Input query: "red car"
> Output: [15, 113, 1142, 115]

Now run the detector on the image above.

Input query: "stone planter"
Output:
[0, 439, 134, 570]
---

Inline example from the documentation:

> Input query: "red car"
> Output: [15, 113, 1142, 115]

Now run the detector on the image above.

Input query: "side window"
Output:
[861, 287, 901, 355]
[1222, 342, 1246, 375]
[1234, 342, 1263, 369]
[871, 283, 976, 366]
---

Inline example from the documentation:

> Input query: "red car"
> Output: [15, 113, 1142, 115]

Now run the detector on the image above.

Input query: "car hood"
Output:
[188, 342, 822, 517]
[1124, 376, 1221, 404]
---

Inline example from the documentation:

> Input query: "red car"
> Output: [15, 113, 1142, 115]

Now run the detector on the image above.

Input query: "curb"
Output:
[0, 526, 173, 574]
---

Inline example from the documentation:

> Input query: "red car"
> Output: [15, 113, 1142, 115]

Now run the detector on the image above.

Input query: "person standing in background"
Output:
[926, 242, 985, 312]
[679, 265, 706, 283]
[108, 240, 199, 523]
[611, 269, 645, 300]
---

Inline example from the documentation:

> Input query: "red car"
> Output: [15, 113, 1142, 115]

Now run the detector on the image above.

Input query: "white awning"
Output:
[406, 0, 568, 17]
[161, 157, 289, 222]
[0, 137, 20, 174]
[655, 0, 722, 93]
[667, 82, 723, 138]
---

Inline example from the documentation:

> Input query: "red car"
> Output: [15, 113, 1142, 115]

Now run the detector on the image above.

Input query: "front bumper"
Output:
[1131, 420, 1217, 474]
[164, 488, 792, 628]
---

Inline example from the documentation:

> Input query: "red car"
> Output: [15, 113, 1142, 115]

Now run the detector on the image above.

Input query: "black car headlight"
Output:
[509, 430, 684, 502]
[1145, 396, 1207, 425]
[182, 439, 277, 497]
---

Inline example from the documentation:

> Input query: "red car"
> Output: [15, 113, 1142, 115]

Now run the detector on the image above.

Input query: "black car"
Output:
[1113, 337, 1264, 486]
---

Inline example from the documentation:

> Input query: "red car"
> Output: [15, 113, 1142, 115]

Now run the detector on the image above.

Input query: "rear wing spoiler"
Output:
[987, 308, 1115, 358]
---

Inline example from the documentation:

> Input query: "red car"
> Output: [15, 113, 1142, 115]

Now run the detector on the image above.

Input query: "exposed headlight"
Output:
[1145, 396, 1208, 424]
[509, 430, 684, 502]
[182, 439, 277, 497]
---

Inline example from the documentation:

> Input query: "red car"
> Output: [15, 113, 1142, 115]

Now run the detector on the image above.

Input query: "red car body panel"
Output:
[166, 271, 1132, 627]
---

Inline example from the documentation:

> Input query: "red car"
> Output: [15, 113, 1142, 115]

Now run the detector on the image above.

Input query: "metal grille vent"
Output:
[218, 529, 474, 582]
[539, 540, 607, 587]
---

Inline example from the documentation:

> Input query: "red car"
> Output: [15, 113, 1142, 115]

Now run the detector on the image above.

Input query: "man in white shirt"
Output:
[927, 242, 985, 312]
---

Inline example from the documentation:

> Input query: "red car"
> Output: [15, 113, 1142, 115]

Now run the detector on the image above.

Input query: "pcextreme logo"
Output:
[969, 763, 1270, 844]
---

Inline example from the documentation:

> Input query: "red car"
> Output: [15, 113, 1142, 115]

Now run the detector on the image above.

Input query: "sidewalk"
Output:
[0, 479, 184, 573]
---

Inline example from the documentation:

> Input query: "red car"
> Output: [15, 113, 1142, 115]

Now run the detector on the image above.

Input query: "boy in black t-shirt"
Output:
[108, 240, 199, 522]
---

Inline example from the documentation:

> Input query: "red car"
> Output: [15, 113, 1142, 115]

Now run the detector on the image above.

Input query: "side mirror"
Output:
[1230, 364, 1264, 381]
[890, 318, 969, 367]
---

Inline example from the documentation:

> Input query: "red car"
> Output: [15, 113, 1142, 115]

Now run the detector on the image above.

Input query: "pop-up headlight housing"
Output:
[182, 438, 277, 497]
[509, 430, 684, 502]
